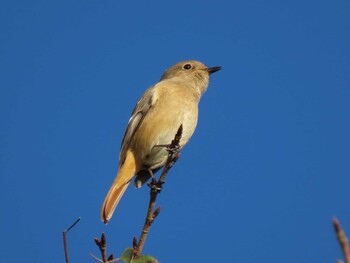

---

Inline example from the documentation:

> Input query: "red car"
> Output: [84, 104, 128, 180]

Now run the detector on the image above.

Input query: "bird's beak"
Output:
[207, 66, 222, 74]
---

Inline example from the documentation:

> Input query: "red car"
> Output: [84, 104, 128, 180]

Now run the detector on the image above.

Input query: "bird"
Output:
[101, 60, 221, 224]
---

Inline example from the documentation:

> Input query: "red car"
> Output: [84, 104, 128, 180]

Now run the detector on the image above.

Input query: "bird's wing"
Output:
[119, 86, 158, 166]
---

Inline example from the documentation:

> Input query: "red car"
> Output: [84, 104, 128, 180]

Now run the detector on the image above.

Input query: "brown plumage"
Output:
[101, 60, 221, 223]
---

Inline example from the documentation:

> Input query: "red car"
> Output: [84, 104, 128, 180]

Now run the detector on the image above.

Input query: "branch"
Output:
[132, 124, 183, 258]
[91, 233, 116, 263]
[63, 217, 81, 263]
[333, 217, 350, 263]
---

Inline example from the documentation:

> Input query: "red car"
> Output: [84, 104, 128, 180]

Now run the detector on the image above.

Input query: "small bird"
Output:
[101, 60, 221, 223]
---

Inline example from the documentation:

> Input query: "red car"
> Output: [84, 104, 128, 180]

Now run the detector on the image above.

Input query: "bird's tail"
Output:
[101, 150, 137, 224]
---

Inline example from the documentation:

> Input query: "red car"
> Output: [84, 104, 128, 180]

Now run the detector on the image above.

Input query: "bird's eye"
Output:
[183, 64, 192, 70]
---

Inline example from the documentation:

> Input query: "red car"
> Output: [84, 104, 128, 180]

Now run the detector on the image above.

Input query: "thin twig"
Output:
[133, 182, 158, 258]
[90, 253, 104, 263]
[63, 217, 81, 263]
[132, 125, 183, 258]
[333, 217, 350, 263]
[159, 124, 182, 184]
[90, 253, 122, 263]
[93, 233, 115, 263]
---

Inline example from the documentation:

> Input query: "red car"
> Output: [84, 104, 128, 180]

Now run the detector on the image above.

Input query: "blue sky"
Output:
[1, 1, 350, 262]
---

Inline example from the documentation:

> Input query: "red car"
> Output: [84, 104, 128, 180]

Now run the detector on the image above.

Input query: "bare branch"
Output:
[333, 217, 350, 263]
[132, 125, 183, 258]
[93, 233, 112, 263]
[90, 253, 104, 263]
[90, 252, 121, 263]
[63, 217, 81, 263]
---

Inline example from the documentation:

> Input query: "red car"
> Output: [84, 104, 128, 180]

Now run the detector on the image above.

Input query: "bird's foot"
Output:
[147, 177, 164, 193]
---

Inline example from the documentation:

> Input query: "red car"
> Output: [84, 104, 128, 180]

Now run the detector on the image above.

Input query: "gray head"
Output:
[160, 60, 221, 95]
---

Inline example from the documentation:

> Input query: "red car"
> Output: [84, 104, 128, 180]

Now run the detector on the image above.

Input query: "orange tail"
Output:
[101, 150, 137, 224]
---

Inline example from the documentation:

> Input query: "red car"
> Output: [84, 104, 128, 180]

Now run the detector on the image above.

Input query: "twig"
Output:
[93, 233, 116, 263]
[333, 217, 350, 263]
[89, 253, 121, 263]
[132, 125, 183, 258]
[159, 125, 182, 184]
[90, 253, 103, 263]
[95, 233, 107, 262]
[63, 217, 81, 263]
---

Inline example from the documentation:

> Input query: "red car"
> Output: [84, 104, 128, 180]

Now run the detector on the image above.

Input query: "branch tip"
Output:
[333, 217, 341, 232]
[101, 233, 106, 247]
[108, 253, 114, 261]
[63, 217, 81, 263]
[333, 217, 350, 263]
[64, 217, 81, 233]
[133, 236, 138, 249]
[153, 207, 161, 219]
[94, 237, 101, 246]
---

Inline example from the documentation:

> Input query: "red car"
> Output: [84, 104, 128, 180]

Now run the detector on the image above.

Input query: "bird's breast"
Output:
[131, 85, 199, 170]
